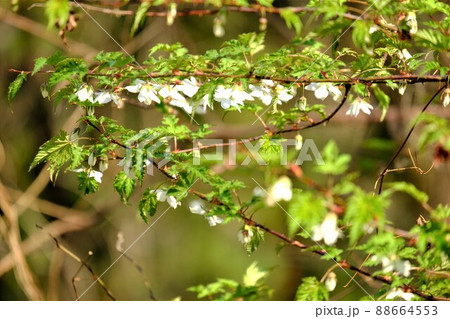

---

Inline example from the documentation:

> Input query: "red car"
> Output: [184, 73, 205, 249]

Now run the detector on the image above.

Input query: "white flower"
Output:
[295, 134, 303, 151]
[369, 25, 379, 34]
[296, 96, 307, 111]
[266, 176, 292, 207]
[88, 152, 97, 166]
[126, 80, 160, 105]
[73, 168, 103, 183]
[398, 81, 407, 95]
[167, 195, 181, 209]
[305, 82, 342, 101]
[117, 158, 134, 178]
[214, 85, 254, 112]
[275, 84, 296, 103]
[189, 200, 206, 215]
[249, 80, 275, 105]
[406, 11, 418, 35]
[206, 215, 223, 227]
[94, 91, 121, 106]
[312, 213, 341, 246]
[252, 187, 265, 197]
[442, 88, 450, 107]
[89, 170, 103, 183]
[177, 77, 199, 98]
[381, 255, 411, 277]
[238, 227, 254, 244]
[76, 85, 94, 103]
[346, 98, 373, 117]
[193, 94, 211, 114]
[325, 272, 337, 292]
[152, 189, 167, 202]
[160, 85, 192, 113]
[386, 288, 415, 301]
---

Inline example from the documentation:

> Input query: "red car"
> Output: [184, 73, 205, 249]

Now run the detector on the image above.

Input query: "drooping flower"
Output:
[346, 98, 373, 117]
[312, 213, 342, 246]
[153, 189, 168, 202]
[295, 134, 303, 151]
[167, 195, 181, 209]
[73, 168, 103, 183]
[266, 176, 293, 207]
[89, 170, 103, 183]
[192, 94, 211, 114]
[442, 87, 450, 107]
[214, 84, 254, 112]
[405, 11, 418, 35]
[275, 84, 296, 103]
[160, 84, 192, 114]
[75, 84, 95, 103]
[94, 91, 121, 106]
[386, 288, 415, 301]
[325, 272, 337, 292]
[380, 255, 411, 277]
[238, 226, 254, 244]
[249, 80, 275, 105]
[176, 77, 199, 98]
[189, 200, 206, 215]
[305, 82, 342, 101]
[125, 80, 160, 105]
[206, 215, 224, 227]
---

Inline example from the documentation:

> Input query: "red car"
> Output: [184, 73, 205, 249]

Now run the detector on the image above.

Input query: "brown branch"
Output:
[376, 84, 447, 194]
[44, 229, 117, 301]
[60, 2, 362, 21]
[10, 68, 447, 85]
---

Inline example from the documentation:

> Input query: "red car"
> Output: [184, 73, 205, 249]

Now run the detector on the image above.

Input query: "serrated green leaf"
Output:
[8, 72, 27, 102]
[114, 171, 136, 203]
[32, 57, 48, 76]
[295, 277, 329, 301]
[314, 140, 351, 175]
[130, 1, 151, 37]
[77, 171, 99, 195]
[280, 9, 302, 35]
[287, 190, 327, 236]
[45, 0, 70, 28]
[138, 188, 158, 223]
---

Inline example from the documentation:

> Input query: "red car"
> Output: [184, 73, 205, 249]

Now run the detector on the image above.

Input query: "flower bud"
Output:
[325, 272, 337, 292]
[442, 87, 450, 107]
[259, 17, 268, 31]
[167, 3, 177, 26]
[88, 152, 97, 167]
[296, 96, 307, 111]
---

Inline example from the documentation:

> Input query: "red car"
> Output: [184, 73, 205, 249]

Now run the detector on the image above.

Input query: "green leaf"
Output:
[287, 190, 327, 237]
[243, 262, 267, 287]
[29, 131, 84, 180]
[48, 58, 88, 89]
[138, 188, 158, 223]
[314, 140, 351, 175]
[280, 9, 302, 35]
[77, 171, 99, 195]
[32, 57, 48, 76]
[295, 277, 329, 301]
[8, 72, 27, 102]
[114, 171, 136, 203]
[372, 85, 390, 121]
[130, 1, 151, 37]
[45, 0, 70, 28]
[344, 189, 389, 245]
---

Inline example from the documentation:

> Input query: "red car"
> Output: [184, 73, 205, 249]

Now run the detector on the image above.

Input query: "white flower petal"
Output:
[189, 200, 206, 215]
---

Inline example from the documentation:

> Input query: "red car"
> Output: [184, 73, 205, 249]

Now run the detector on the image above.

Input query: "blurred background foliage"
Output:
[0, 0, 449, 300]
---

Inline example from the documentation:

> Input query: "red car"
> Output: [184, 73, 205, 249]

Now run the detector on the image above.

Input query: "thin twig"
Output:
[376, 85, 447, 194]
